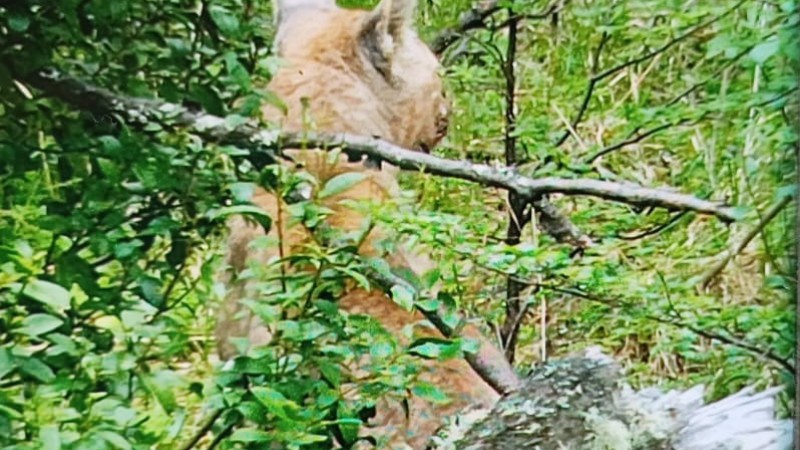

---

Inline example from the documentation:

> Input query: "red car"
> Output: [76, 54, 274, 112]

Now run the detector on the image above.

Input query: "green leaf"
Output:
[7, 13, 30, 32]
[775, 184, 796, 201]
[300, 321, 329, 341]
[408, 341, 449, 359]
[261, 90, 289, 115]
[421, 268, 441, 290]
[276, 320, 300, 339]
[411, 383, 451, 405]
[390, 284, 415, 312]
[292, 432, 328, 444]
[209, 5, 240, 36]
[229, 428, 272, 443]
[137, 276, 164, 307]
[165, 409, 187, 440]
[224, 113, 249, 128]
[415, 298, 441, 312]
[0, 348, 15, 379]
[19, 314, 64, 337]
[318, 172, 367, 199]
[318, 361, 342, 387]
[39, 424, 61, 450]
[749, 39, 781, 64]
[370, 341, 394, 359]
[189, 84, 225, 116]
[337, 267, 371, 290]
[20, 279, 71, 311]
[251, 387, 299, 421]
[96, 431, 132, 450]
[208, 205, 272, 233]
[18, 357, 55, 383]
[140, 373, 177, 413]
[727, 206, 750, 222]
[98, 135, 122, 154]
[230, 182, 256, 203]
[113, 239, 144, 259]
[224, 52, 251, 90]
[365, 257, 393, 279]
[705, 34, 735, 59]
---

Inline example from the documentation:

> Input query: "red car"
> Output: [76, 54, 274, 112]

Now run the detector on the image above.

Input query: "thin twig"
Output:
[430, 0, 500, 55]
[538, 285, 795, 374]
[553, 31, 610, 147]
[430, 0, 568, 56]
[491, 0, 570, 31]
[698, 194, 793, 289]
[439, 247, 796, 375]
[178, 408, 224, 450]
[586, 116, 695, 163]
[555, 0, 747, 146]
[616, 211, 687, 241]
[206, 420, 235, 450]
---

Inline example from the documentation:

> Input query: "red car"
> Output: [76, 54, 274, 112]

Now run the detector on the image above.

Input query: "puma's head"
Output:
[265, 0, 450, 151]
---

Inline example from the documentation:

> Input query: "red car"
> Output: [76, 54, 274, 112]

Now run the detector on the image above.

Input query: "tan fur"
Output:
[215, 1, 516, 447]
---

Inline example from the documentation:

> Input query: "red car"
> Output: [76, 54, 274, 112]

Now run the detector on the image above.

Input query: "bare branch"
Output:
[178, 408, 223, 450]
[20, 69, 740, 221]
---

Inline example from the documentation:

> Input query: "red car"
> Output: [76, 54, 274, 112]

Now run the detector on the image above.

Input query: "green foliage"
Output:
[413, 0, 797, 400]
[0, 0, 796, 448]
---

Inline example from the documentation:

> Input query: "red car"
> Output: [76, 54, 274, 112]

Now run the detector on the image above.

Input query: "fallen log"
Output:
[429, 348, 793, 450]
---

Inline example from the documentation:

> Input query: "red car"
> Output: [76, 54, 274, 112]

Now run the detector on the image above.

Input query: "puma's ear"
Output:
[273, 0, 337, 27]
[372, 0, 416, 42]
[359, 0, 417, 78]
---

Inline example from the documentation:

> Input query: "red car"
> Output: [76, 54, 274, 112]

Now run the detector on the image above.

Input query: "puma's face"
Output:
[268, 0, 450, 151]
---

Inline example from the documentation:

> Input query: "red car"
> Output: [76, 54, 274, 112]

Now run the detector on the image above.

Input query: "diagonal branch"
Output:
[697, 194, 794, 289]
[552, 31, 610, 147]
[365, 264, 523, 395]
[585, 116, 697, 163]
[20, 69, 739, 221]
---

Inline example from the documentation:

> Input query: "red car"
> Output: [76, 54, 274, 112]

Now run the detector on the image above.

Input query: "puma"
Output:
[215, 0, 518, 447]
